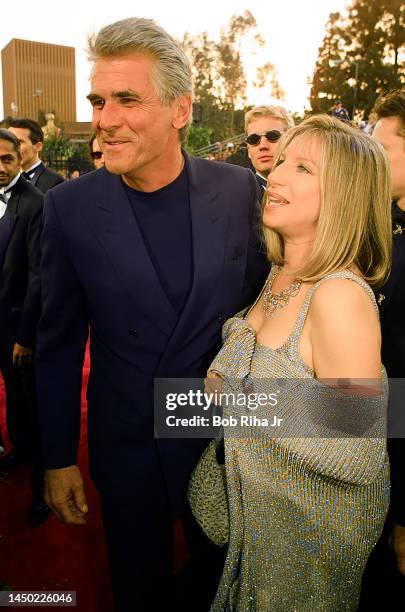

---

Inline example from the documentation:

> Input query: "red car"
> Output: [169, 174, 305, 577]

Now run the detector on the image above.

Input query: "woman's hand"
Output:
[205, 371, 223, 396]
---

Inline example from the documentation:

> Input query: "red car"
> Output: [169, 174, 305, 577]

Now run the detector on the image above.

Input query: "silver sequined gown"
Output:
[208, 268, 390, 612]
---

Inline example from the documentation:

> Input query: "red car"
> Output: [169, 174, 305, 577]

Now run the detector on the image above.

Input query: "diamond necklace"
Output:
[262, 268, 302, 319]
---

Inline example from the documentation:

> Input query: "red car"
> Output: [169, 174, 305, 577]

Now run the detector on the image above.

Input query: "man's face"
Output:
[246, 116, 286, 178]
[0, 139, 21, 186]
[8, 126, 41, 171]
[373, 116, 405, 205]
[91, 137, 104, 169]
[88, 53, 190, 184]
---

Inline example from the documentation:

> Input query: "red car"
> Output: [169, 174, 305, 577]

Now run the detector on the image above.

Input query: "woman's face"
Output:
[263, 137, 321, 240]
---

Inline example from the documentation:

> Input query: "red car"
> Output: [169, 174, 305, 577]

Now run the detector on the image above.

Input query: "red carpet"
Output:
[0, 347, 115, 611]
[0, 347, 188, 610]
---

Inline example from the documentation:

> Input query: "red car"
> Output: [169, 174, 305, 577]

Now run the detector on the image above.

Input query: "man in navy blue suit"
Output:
[36, 17, 269, 612]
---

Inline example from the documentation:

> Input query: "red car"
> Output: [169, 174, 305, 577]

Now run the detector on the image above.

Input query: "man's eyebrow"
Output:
[112, 90, 142, 100]
[87, 93, 101, 103]
[86, 90, 142, 102]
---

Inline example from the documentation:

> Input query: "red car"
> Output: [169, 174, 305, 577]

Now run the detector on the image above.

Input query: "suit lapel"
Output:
[0, 179, 26, 261]
[30, 163, 44, 187]
[5, 176, 25, 216]
[156, 153, 230, 367]
[84, 171, 178, 336]
[0, 208, 17, 267]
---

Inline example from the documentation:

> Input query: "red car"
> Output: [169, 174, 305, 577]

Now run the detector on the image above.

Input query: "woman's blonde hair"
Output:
[264, 114, 392, 288]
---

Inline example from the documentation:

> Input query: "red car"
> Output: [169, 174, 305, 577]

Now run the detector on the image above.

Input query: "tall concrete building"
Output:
[2, 38, 76, 123]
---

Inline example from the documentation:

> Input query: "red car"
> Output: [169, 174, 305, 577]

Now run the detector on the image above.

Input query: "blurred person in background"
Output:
[360, 88, 405, 609]
[331, 99, 350, 122]
[7, 118, 64, 193]
[89, 134, 105, 169]
[0, 129, 48, 526]
[244, 105, 294, 192]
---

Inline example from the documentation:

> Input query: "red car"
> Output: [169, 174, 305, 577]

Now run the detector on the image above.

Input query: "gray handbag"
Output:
[187, 437, 229, 546]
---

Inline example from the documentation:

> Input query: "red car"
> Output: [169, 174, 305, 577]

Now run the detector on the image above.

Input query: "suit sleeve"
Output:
[239, 170, 270, 308]
[15, 197, 43, 348]
[36, 191, 88, 469]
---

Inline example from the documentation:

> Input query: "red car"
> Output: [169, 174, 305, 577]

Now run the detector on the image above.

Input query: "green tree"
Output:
[182, 31, 224, 139]
[310, 0, 405, 117]
[216, 10, 259, 135]
[184, 126, 214, 153]
[68, 143, 93, 173]
[41, 135, 73, 160]
[183, 11, 276, 141]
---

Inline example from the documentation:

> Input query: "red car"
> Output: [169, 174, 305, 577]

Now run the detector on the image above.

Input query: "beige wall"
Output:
[2, 39, 76, 122]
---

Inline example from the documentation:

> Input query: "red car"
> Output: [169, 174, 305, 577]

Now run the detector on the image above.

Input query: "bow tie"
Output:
[23, 171, 34, 181]
[0, 186, 13, 203]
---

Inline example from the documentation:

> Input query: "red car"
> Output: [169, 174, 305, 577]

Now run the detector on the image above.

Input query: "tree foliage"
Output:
[184, 126, 213, 153]
[254, 63, 286, 101]
[183, 10, 283, 142]
[41, 135, 73, 160]
[310, 0, 405, 118]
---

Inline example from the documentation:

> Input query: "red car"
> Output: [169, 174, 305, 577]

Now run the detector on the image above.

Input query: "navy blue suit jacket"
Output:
[36, 152, 269, 517]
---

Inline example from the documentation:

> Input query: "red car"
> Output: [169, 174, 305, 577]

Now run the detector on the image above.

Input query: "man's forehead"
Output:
[90, 55, 157, 98]
[374, 116, 403, 139]
[8, 126, 30, 140]
[0, 139, 17, 153]
[92, 52, 155, 76]
[247, 116, 285, 133]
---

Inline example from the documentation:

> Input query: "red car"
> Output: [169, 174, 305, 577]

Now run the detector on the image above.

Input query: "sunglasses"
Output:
[91, 151, 103, 160]
[245, 130, 282, 146]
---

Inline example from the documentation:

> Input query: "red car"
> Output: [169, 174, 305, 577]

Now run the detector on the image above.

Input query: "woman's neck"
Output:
[282, 239, 314, 275]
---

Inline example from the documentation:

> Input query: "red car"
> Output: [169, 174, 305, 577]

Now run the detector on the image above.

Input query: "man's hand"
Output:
[12, 343, 33, 367]
[45, 465, 88, 525]
[391, 523, 405, 575]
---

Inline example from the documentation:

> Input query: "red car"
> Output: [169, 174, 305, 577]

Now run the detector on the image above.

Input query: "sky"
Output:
[0, 0, 350, 122]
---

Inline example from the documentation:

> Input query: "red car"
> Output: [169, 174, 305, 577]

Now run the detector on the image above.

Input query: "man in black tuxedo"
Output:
[36, 17, 269, 612]
[7, 118, 64, 193]
[0, 129, 47, 526]
[360, 90, 405, 609]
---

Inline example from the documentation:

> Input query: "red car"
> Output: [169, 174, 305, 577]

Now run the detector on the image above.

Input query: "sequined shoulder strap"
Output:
[289, 270, 379, 344]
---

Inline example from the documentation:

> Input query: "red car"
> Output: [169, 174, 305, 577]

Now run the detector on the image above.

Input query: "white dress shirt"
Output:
[0, 171, 22, 218]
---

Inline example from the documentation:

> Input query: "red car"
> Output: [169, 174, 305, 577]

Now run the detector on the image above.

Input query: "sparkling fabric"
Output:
[209, 268, 390, 611]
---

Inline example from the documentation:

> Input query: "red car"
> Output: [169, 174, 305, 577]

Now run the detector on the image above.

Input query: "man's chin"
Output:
[104, 160, 126, 176]
[257, 166, 272, 177]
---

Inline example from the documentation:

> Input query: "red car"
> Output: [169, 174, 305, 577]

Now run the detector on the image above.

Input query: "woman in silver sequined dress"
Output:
[206, 116, 393, 611]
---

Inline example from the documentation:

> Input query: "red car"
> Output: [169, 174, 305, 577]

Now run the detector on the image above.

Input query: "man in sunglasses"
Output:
[244, 105, 294, 191]
[89, 134, 105, 169]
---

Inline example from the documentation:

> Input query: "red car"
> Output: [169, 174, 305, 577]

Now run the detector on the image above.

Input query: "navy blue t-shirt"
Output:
[123, 165, 193, 315]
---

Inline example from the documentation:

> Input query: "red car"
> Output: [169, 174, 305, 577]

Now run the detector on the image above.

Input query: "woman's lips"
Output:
[266, 191, 290, 207]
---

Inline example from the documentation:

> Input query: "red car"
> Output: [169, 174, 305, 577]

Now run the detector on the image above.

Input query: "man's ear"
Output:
[35, 141, 43, 154]
[172, 94, 193, 131]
